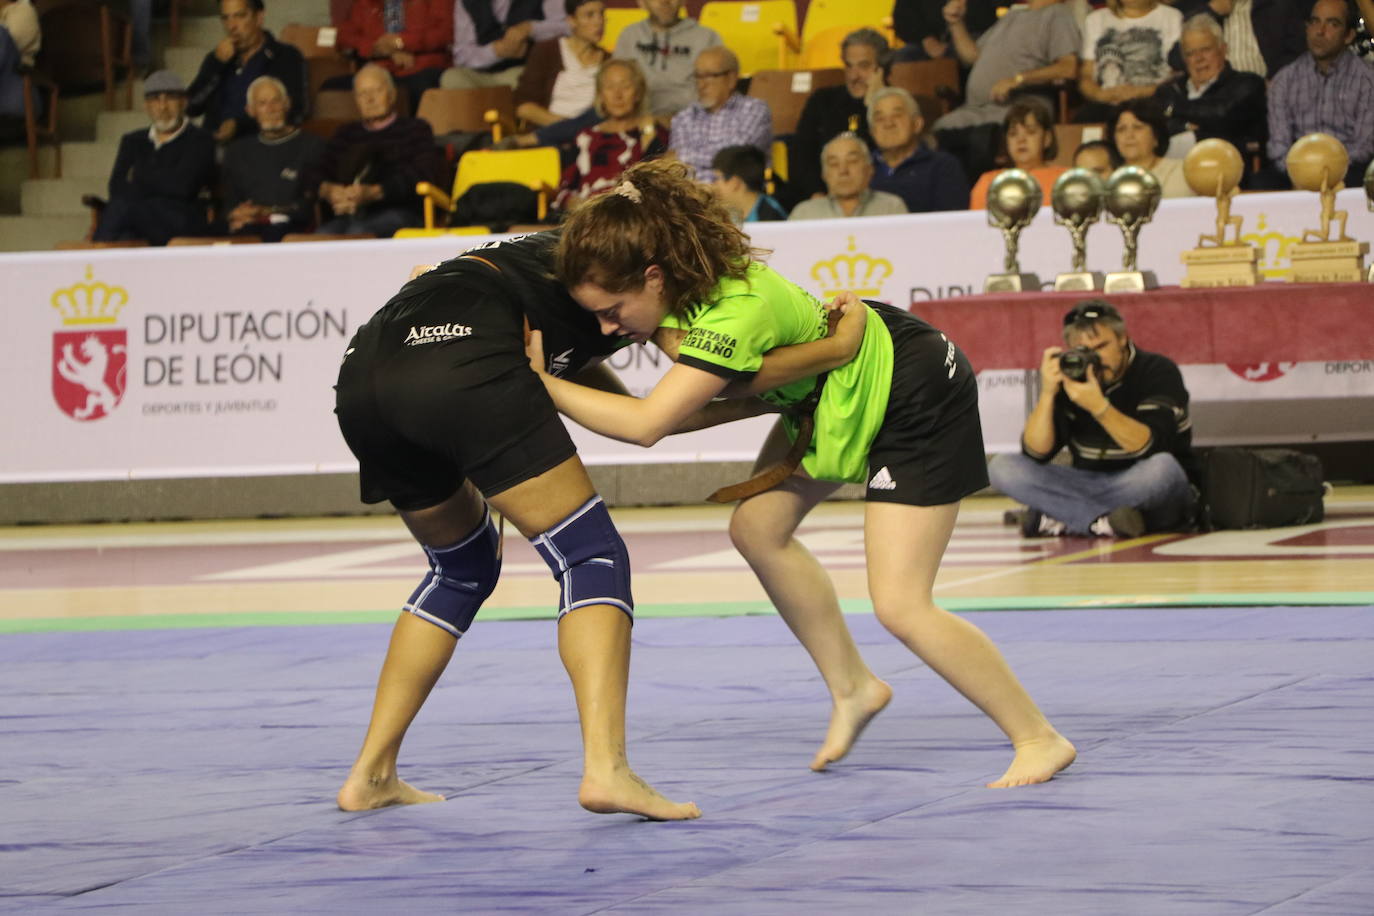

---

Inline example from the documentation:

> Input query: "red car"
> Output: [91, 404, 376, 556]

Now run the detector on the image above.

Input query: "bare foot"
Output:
[986, 732, 1077, 788]
[337, 772, 445, 811]
[810, 677, 894, 772]
[579, 767, 702, 821]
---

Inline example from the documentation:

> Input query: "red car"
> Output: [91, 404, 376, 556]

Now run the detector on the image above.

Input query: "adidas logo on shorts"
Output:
[869, 466, 897, 490]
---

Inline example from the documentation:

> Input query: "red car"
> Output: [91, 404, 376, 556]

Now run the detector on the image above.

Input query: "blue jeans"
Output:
[988, 452, 1196, 535]
[318, 206, 415, 238]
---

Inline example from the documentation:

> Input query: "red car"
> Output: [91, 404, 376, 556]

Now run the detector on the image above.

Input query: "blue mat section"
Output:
[3, 607, 1373, 913]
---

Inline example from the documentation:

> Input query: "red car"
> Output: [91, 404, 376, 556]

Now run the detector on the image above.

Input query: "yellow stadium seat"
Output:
[603, 7, 647, 54]
[393, 226, 493, 238]
[698, 0, 799, 75]
[411, 146, 563, 231]
[800, 0, 895, 47]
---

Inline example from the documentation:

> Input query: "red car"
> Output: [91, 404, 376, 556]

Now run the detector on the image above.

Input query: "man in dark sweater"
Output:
[188, 0, 308, 143]
[788, 27, 890, 202]
[308, 64, 446, 237]
[868, 87, 969, 212]
[989, 301, 1199, 538]
[1154, 15, 1267, 173]
[222, 75, 325, 241]
[93, 70, 217, 246]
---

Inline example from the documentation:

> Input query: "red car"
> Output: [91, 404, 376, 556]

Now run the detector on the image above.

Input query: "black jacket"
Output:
[188, 31, 309, 138]
[1154, 64, 1267, 164]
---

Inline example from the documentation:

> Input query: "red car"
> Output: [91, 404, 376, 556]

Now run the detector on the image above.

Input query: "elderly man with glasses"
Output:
[667, 46, 771, 182]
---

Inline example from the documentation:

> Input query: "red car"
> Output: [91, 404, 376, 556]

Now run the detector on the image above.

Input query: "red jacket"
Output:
[337, 0, 454, 75]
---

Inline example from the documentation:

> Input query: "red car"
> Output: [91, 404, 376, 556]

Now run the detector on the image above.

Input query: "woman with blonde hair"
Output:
[534, 159, 1076, 788]
[552, 58, 667, 212]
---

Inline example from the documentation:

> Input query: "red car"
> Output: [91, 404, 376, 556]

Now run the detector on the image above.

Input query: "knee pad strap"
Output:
[403, 508, 502, 637]
[530, 496, 633, 620]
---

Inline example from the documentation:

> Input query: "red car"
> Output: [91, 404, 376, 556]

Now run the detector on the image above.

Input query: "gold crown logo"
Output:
[811, 236, 893, 299]
[50, 266, 129, 326]
[1240, 214, 1298, 280]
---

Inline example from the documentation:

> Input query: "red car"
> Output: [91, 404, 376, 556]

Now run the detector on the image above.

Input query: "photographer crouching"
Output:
[989, 300, 1199, 539]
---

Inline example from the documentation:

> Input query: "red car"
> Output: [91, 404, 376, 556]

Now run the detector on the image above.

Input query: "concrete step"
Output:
[163, 46, 211, 86]
[96, 109, 150, 143]
[22, 176, 108, 216]
[166, 15, 225, 48]
[49, 141, 119, 180]
[0, 214, 92, 251]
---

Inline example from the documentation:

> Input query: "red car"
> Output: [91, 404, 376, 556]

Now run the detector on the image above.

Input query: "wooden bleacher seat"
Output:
[34, 0, 134, 110]
[281, 233, 377, 242]
[166, 236, 264, 246]
[1051, 123, 1106, 167]
[54, 240, 148, 249]
[888, 59, 961, 118]
[416, 87, 517, 141]
[747, 67, 845, 137]
[0, 61, 61, 179]
[698, 0, 798, 75]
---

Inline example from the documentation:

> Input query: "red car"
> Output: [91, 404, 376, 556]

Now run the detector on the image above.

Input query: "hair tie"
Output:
[613, 180, 642, 204]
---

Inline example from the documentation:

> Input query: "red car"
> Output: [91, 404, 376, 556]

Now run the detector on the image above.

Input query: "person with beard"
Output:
[187, 0, 308, 143]
[93, 70, 217, 245]
[221, 76, 326, 240]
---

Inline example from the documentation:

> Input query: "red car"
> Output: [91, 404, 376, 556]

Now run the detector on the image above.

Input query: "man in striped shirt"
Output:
[1263, 0, 1374, 187]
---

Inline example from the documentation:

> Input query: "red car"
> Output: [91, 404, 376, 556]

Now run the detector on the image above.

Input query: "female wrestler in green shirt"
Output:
[532, 160, 1075, 787]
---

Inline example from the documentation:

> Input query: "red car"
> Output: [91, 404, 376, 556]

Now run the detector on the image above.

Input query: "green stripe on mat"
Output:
[2, 592, 1371, 633]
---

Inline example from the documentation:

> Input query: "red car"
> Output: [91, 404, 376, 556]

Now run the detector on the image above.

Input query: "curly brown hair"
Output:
[555, 159, 765, 319]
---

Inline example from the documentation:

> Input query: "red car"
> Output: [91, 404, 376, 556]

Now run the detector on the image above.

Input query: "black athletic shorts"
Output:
[863, 305, 990, 506]
[334, 279, 576, 510]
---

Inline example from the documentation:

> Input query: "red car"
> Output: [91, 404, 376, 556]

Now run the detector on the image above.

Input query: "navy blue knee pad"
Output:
[402, 509, 502, 637]
[530, 496, 633, 620]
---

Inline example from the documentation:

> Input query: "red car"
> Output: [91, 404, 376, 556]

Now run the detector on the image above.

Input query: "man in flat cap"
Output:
[93, 69, 218, 245]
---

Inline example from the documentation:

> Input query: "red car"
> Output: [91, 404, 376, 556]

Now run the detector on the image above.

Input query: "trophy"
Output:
[983, 169, 1043, 293]
[1179, 139, 1261, 287]
[1050, 168, 1106, 291]
[1366, 158, 1374, 282]
[1285, 133, 1369, 282]
[1101, 166, 1161, 292]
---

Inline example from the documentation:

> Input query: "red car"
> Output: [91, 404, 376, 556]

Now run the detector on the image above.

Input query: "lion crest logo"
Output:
[50, 267, 130, 422]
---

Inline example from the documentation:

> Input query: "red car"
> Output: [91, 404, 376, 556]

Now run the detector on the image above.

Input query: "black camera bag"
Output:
[1202, 447, 1325, 530]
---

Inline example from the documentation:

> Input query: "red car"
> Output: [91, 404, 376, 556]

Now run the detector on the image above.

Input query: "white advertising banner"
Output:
[1, 188, 1370, 483]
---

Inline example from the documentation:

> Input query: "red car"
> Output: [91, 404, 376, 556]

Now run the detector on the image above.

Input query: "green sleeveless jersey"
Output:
[661, 261, 894, 483]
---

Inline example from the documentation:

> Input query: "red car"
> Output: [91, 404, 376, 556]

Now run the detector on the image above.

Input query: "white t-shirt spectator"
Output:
[1081, 4, 1182, 88]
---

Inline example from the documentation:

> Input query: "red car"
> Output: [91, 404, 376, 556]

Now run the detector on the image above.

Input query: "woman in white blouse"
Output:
[513, 0, 608, 129]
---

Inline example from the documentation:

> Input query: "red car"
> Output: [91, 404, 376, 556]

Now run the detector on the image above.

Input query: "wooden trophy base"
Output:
[1053, 271, 1104, 292]
[984, 272, 1041, 293]
[1287, 240, 1370, 283]
[1180, 245, 1260, 288]
[1103, 270, 1158, 293]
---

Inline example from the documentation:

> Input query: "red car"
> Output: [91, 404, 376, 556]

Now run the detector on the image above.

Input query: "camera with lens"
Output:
[1058, 346, 1102, 382]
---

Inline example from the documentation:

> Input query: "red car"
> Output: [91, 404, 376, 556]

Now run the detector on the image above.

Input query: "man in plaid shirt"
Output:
[669, 47, 772, 182]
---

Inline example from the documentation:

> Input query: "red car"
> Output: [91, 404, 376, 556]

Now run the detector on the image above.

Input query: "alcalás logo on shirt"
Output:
[404, 323, 473, 346]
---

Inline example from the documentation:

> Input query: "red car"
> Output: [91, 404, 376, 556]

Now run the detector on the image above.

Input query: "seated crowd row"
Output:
[87, 0, 1374, 244]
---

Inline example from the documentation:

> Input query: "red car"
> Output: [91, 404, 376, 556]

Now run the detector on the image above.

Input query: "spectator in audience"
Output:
[790, 28, 890, 202]
[1173, 0, 1307, 77]
[613, 0, 721, 118]
[442, 0, 569, 89]
[969, 100, 1067, 209]
[188, 0, 308, 143]
[892, 0, 999, 62]
[1077, 0, 1184, 123]
[1073, 137, 1123, 179]
[514, 0, 607, 129]
[709, 144, 788, 222]
[309, 64, 445, 237]
[93, 70, 217, 246]
[222, 76, 325, 241]
[1262, 0, 1374, 189]
[991, 300, 1198, 540]
[868, 87, 968, 212]
[1153, 14, 1267, 169]
[789, 132, 907, 220]
[668, 47, 770, 181]
[0, 0, 38, 118]
[552, 58, 666, 212]
[933, 0, 1079, 181]
[1109, 98, 1193, 197]
[336, 0, 455, 110]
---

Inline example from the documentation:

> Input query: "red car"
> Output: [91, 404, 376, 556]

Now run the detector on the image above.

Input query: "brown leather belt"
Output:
[706, 373, 828, 503]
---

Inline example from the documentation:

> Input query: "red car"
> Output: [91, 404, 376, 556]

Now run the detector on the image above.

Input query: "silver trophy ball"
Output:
[1051, 168, 1106, 224]
[988, 169, 1043, 228]
[1365, 158, 1374, 212]
[1104, 165, 1162, 225]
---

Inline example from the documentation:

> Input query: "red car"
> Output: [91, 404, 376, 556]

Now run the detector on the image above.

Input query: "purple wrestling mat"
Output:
[3, 606, 1373, 914]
